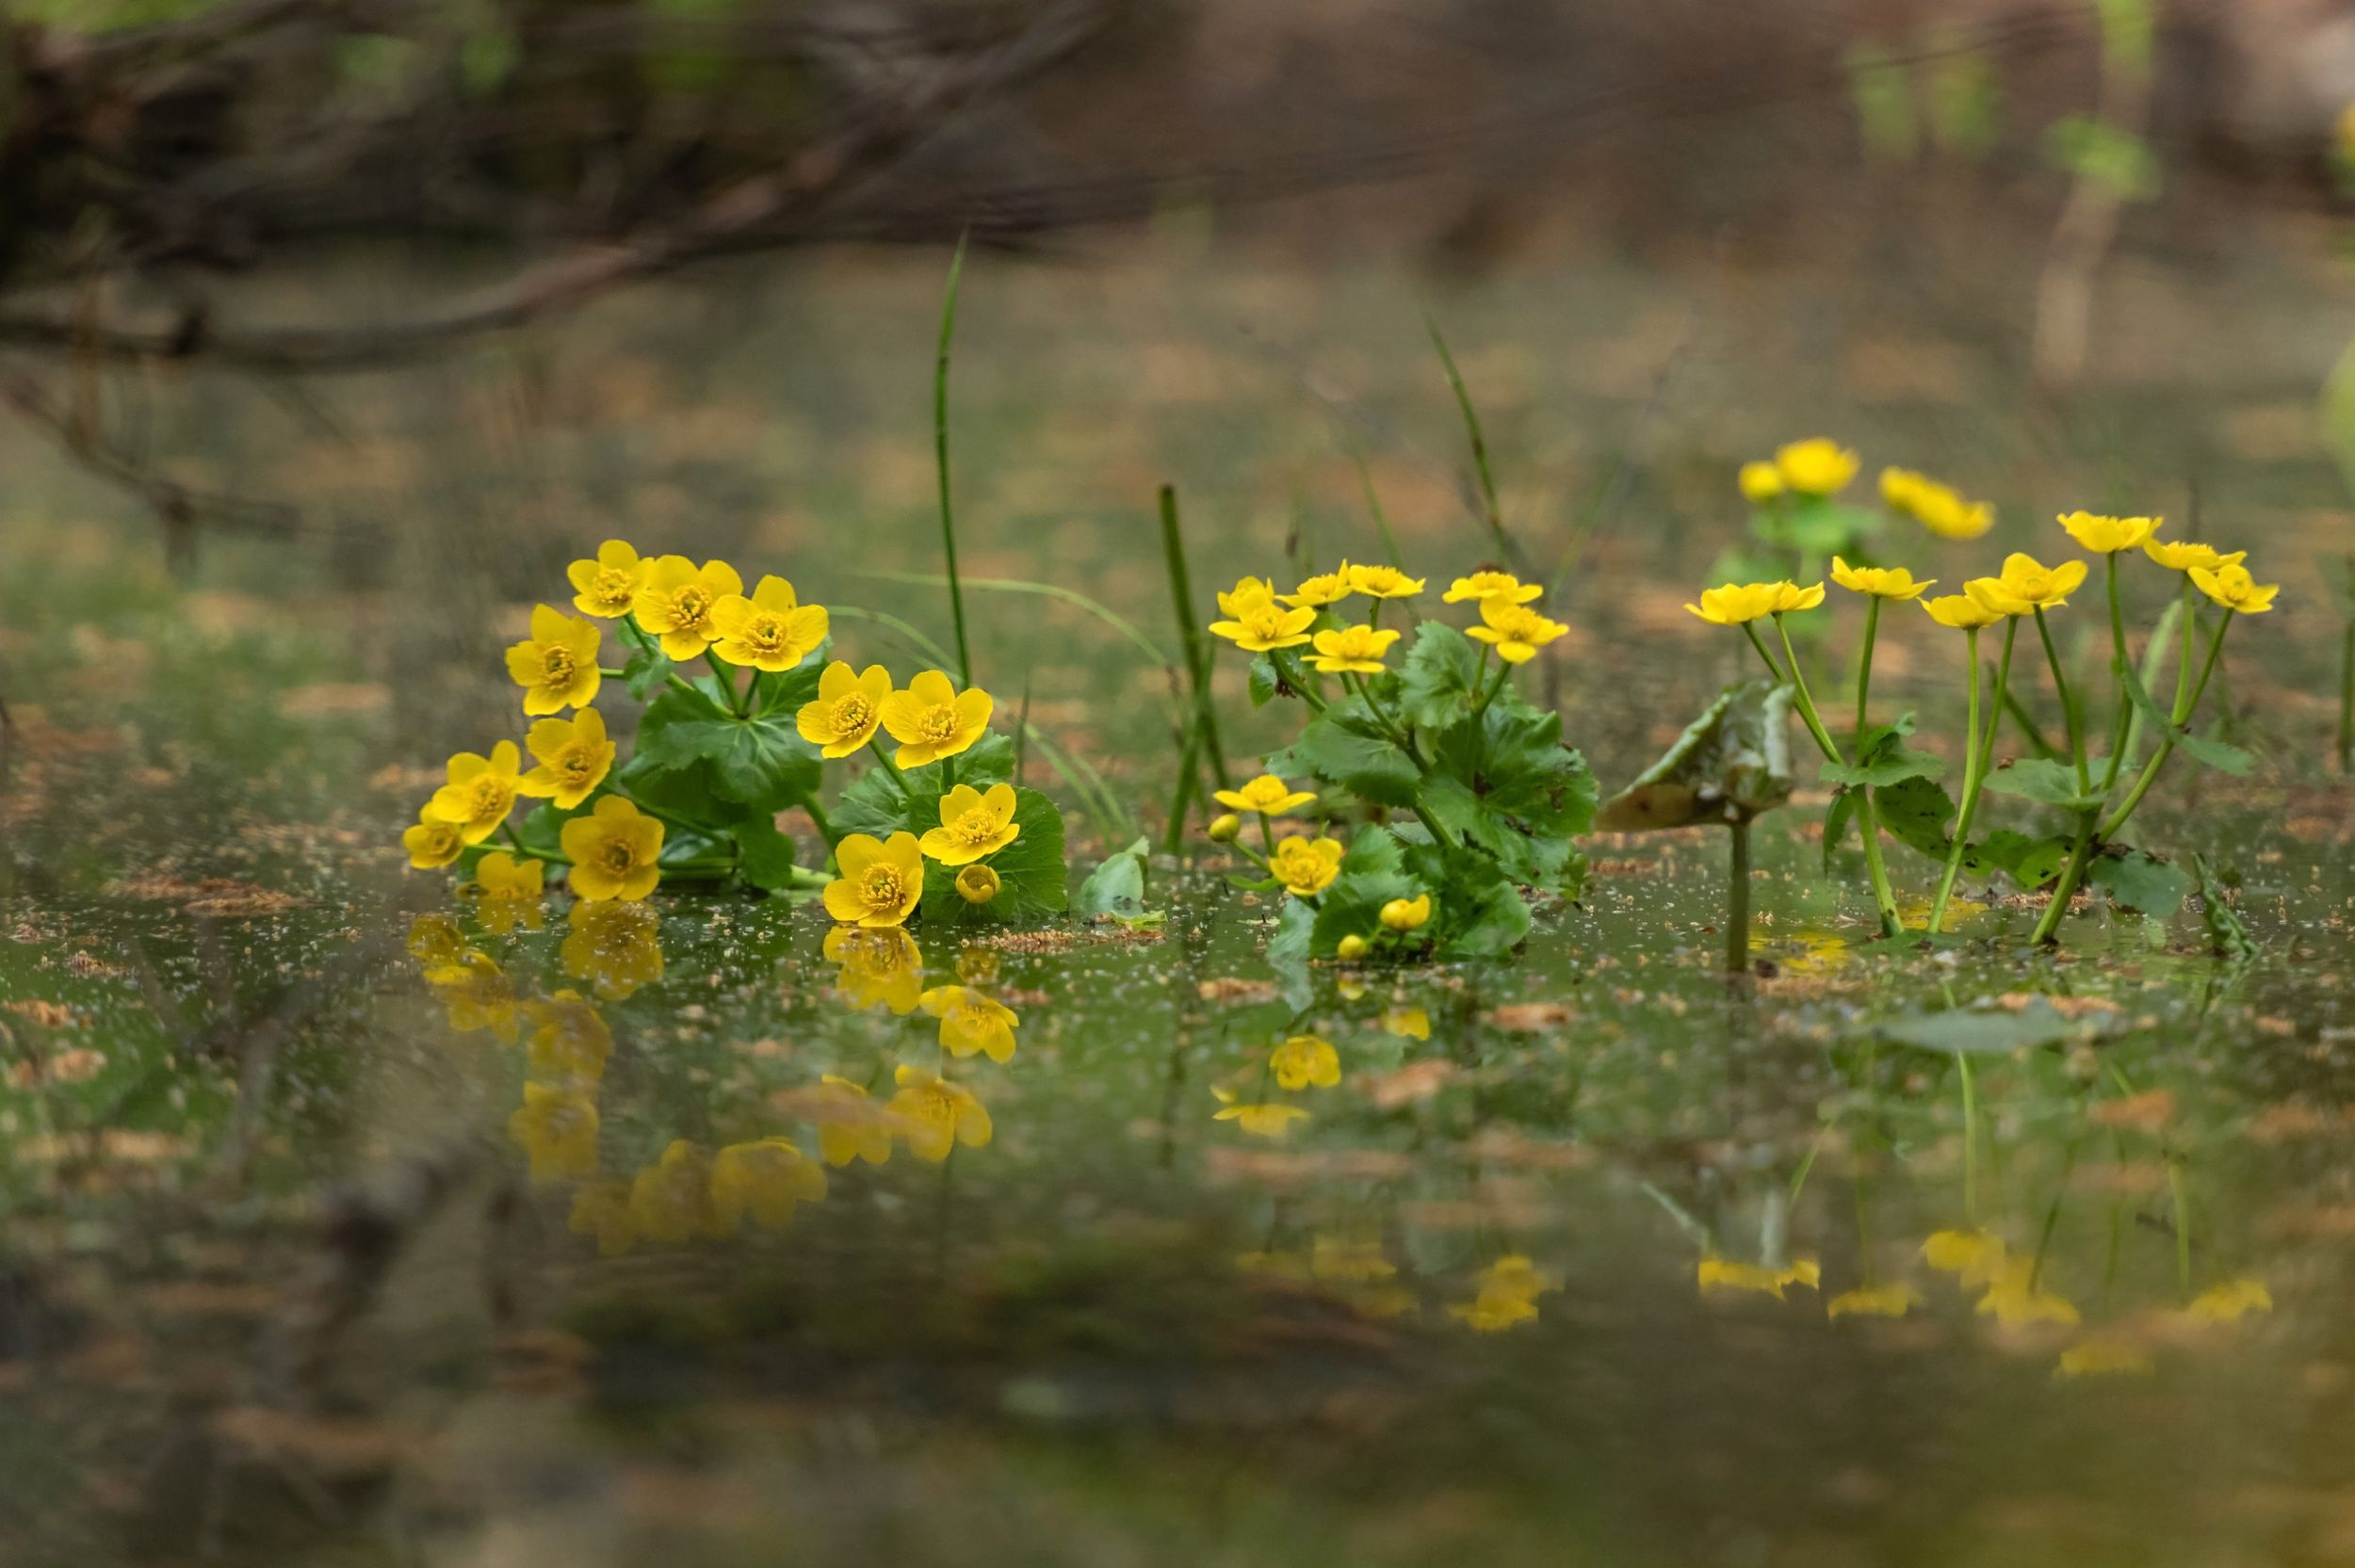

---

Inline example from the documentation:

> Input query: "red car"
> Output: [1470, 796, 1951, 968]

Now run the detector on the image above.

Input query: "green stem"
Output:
[1926, 626, 1984, 933]
[2098, 554, 2132, 792]
[1271, 649, 1327, 713]
[934, 230, 974, 687]
[868, 737, 915, 800]
[1424, 310, 1519, 572]
[1777, 614, 1899, 935]
[1742, 622, 1786, 683]
[706, 652, 748, 718]
[2035, 564, 2135, 947]
[802, 796, 837, 850]
[1854, 597, 1881, 751]
[1158, 484, 1230, 791]
[2340, 615, 2354, 775]
[2033, 607, 2089, 793]
[2097, 612, 2233, 839]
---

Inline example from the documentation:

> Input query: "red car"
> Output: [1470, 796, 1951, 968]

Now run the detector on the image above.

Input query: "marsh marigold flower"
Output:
[522, 989, 612, 1083]
[811, 1075, 896, 1167]
[569, 1180, 638, 1256]
[1698, 1257, 1821, 1299]
[1827, 1283, 1921, 1318]
[506, 605, 603, 715]
[920, 985, 1019, 1063]
[709, 574, 828, 672]
[1215, 773, 1315, 816]
[1739, 461, 1786, 503]
[1445, 570, 1542, 606]
[955, 864, 1000, 904]
[428, 740, 525, 845]
[1336, 933, 1370, 961]
[1346, 562, 1424, 599]
[1211, 1085, 1308, 1139]
[427, 950, 517, 1041]
[918, 783, 1020, 866]
[1451, 1254, 1556, 1331]
[1831, 556, 1935, 601]
[2057, 510, 2160, 554]
[711, 1140, 827, 1232]
[508, 1079, 598, 1183]
[1974, 1259, 2080, 1327]
[823, 923, 921, 1013]
[1923, 593, 2006, 630]
[1209, 577, 1315, 653]
[1965, 553, 2086, 616]
[519, 707, 614, 810]
[1467, 598, 1568, 663]
[402, 809, 464, 869]
[630, 1140, 723, 1243]
[1270, 835, 1344, 897]
[560, 795, 665, 902]
[2189, 561, 2279, 615]
[1775, 438, 1860, 496]
[2183, 1277, 2273, 1324]
[1269, 1033, 1340, 1091]
[1308, 622, 1399, 673]
[824, 832, 925, 928]
[796, 661, 890, 757]
[1380, 893, 1432, 931]
[632, 556, 742, 661]
[407, 912, 465, 966]
[881, 671, 992, 768]
[890, 1065, 992, 1161]
[1921, 1227, 2006, 1285]
[467, 850, 544, 934]
[561, 897, 663, 999]
[2055, 1337, 2152, 1379]
[567, 539, 646, 619]
[1280, 567, 1355, 608]
[1883, 468, 1995, 539]
[2143, 540, 2245, 574]
[1685, 583, 1780, 626]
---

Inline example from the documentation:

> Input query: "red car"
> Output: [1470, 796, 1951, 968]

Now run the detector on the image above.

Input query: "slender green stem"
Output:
[706, 652, 748, 718]
[2033, 607, 2088, 792]
[1424, 311, 1519, 571]
[2171, 577, 2197, 716]
[2098, 612, 2233, 838]
[1472, 657, 1513, 714]
[1158, 483, 1230, 791]
[1854, 598, 1882, 750]
[2099, 554, 2133, 792]
[608, 784, 703, 833]
[803, 796, 837, 850]
[597, 666, 626, 678]
[867, 737, 914, 800]
[1927, 627, 1983, 933]
[1742, 622, 1786, 683]
[500, 823, 529, 856]
[1777, 614, 1900, 934]
[1411, 801, 1462, 850]
[1726, 816, 1751, 975]
[934, 230, 973, 687]
[2035, 562, 2135, 946]
[2340, 617, 2354, 774]
[1271, 649, 1327, 713]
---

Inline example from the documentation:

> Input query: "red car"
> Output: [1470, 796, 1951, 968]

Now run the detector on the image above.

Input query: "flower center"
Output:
[831, 694, 873, 734]
[916, 705, 960, 744]
[470, 777, 508, 816]
[742, 616, 786, 654]
[593, 568, 633, 606]
[674, 587, 711, 625]
[861, 864, 908, 909]
[600, 840, 637, 877]
[541, 646, 576, 683]
[953, 806, 999, 845]
[560, 749, 594, 782]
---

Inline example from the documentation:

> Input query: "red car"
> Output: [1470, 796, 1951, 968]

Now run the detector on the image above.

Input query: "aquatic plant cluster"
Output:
[398, 541, 1067, 926]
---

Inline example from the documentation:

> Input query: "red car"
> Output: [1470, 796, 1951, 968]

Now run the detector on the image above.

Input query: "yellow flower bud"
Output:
[1378, 894, 1432, 931]
[1207, 813, 1242, 843]
[1336, 933, 1370, 962]
[1738, 461, 1785, 504]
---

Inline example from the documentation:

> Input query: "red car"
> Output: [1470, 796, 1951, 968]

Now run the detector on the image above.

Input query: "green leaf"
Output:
[623, 642, 678, 703]
[1265, 697, 1421, 808]
[2193, 854, 2257, 962]
[2117, 659, 2254, 777]
[731, 816, 800, 892]
[830, 733, 1019, 841]
[1266, 896, 1316, 969]
[1247, 655, 1279, 708]
[1437, 852, 1534, 958]
[611, 751, 743, 830]
[1779, 497, 1881, 555]
[1597, 680, 1794, 831]
[1075, 836, 1151, 919]
[1424, 695, 1598, 893]
[1875, 776, 1957, 861]
[1879, 997, 2091, 1056]
[1965, 830, 2071, 889]
[1398, 622, 1485, 732]
[748, 642, 830, 717]
[1821, 711, 1944, 788]
[2087, 849, 2189, 917]
[1822, 787, 1857, 873]
[637, 698, 820, 810]
[1981, 758, 2103, 809]
[920, 786, 1068, 925]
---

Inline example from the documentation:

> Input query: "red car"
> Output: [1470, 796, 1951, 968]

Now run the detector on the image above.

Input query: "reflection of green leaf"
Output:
[1982, 758, 2103, 809]
[2194, 854, 2257, 961]
[1880, 997, 2092, 1055]
[1398, 622, 1484, 732]
[1075, 836, 1151, 919]
[2087, 848, 2189, 917]
[1597, 680, 1794, 830]
[1875, 776, 1957, 861]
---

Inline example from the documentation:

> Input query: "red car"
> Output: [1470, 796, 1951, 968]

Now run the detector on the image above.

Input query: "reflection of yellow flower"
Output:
[1214, 774, 1315, 816]
[402, 810, 464, 869]
[567, 539, 645, 620]
[1208, 578, 1315, 653]
[811, 1074, 897, 1166]
[1698, 1257, 1821, 1299]
[630, 1140, 723, 1243]
[1279, 568, 1354, 608]
[1921, 1228, 2006, 1286]
[631, 556, 742, 661]
[919, 985, 1018, 1062]
[2182, 1277, 2272, 1324]
[2143, 540, 2244, 574]
[823, 832, 924, 928]
[467, 850, 544, 933]
[1776, 438, 1859, 496]
[1975, 1260, 2080, 1327]
[1269, 1033, 1340, 1090]
[1831, 556, 1934, 601]
[518, 707, 614, 810]
[711, 1139, 828, 1231]
[1739, 461, 1786, 503]
[1923, 593, 2006, 630]
[918, 783, 1020, 866]
[710, 574, 828, 672]
[1382, 1006, 1430, 1041]
[427, 950, 517, 1042]
[1270, 835, 1344, 897]
[955, 864, 1000, 905]
[407, 912, 465, 966]
[1965, 553, 2086, 615]
[889, 1065, 992, 1161]
[1211, 1085, 1308, 1138]
[823, 924, 921, 1013]
[2057, 510, 2159, 554]
[507, 1079, 598, 1183]
[1444, 571, 1541, 606]
[506, 605, 603, 715]
[560, 796, 664, 902]
[1346, 563, 1424, 599]
[1827, 1283, 1921, 1318]
[568, 1179, 637, 1255]
[1466, 598, 1568, 663]
[1900, 893, 1985, 929]
[1312, 1236, 1396, 1283]
[522, 989, 611, 1082]
[881, 671, 993, 768]
[427, 740, 525, 845]
[2056, 1337, 2152, 1378]
[561, 898, 664, 1000]
[1450, 1254, 1556, 1331]
[1882, 469, 1995, 539]
[1307, 623, 1399, 674]
[796, 661, 891, 757]
[2189, 562, 2279, 616]
[1379, 894, 1431, 931]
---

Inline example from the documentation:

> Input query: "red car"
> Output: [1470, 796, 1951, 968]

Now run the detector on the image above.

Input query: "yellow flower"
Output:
[709, 574, 828, 672]
[629, 1140, 723, 1243]
[1685, 583, 1778, 626]
[560, 795, 664, 902]
[1336, 933, 1370, 961]
[2182, 1277, 2273, 1324]
[823, 832, 925, 928]
[1269, 1033, 1340, 1090]
[1827, 1283, 1921, 1318]
[427, 740, 525, 845]
[1215, 773, 1316, 816]
[566, 539, 645, 620]
[2189, 562, 2279, 615]
[1921, 1227, 2006, 1286]
[796, 661, 891, 757]
[1307, 622, 1400, 673]
[1466, 598, 1568, 664]
[2055, 1337, 2152, 1379]
[955, 864, 1000, 904]
[1382, 1005, 1430, 1040]
[889, 1065, 992, 1161]
[1922, 593, 2005, 630]
[824, 924, 922, 1013]
[406, 912, 465, 966]
[1776, 438, 1860, 496]
[710, 1139, 828, 1232]
[568, 1179, 638, 1255]
[810, 1074, 896, 1167]
[1883, 468, 1994, 538]
[561, 897, 663, 999]
[631, 556, 743, 661]
[918, 783, 1020, 866]
[1830, 555, 1935, 601]
[1698, 1257, 1821, 1299]
[1965, 553, 2087, 616]
[1312, 1236, 1396, 1283]
[881, 670, 992, 768]
[1270, 835, 1344, 897]
[427, 949, 517, 1042]
[2057, 510, 2160, 554]
[507, 1079, 598, 1183]
[1379, 894, 1431, 931]
[1450, 1254, 1556, 1331]
[1974, 1260, 2081, 1327]
[1739, 461, 1786, 503]
[402, 809, 464, 869]
[1208, 582, 1316, 652]
[521, 989, 611, 1083]
[1279, 568, 1355, 608]
[1444, 571, 1542, 606]
[1210, 1085, 1309, 1138]
[518, 707, 614, 810]
[466, 850, 544, 934]
[919, 984, 1019, 1062]
[1206, 813, 1241, 842]
[1346, 562, 1424, 599]
[505, 605, 603, 716]
[2142, 540, 2245, 574]
[1770, 581, 1827, 612]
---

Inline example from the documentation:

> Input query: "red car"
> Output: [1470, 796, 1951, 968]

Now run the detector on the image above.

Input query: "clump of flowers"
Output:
[399, 541, 1068, 926]
[1202, 564, 1595, 961]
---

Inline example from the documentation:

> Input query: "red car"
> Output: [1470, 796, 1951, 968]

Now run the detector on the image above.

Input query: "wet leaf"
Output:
[636, 694, 820, 809]
[1965, 829, 2071, 889]
[2087, 848, 2189, 917]
[730, 816, 799, 894]
[1879, 996, 2086, 1055]
[1981, 758, 2103, 809]
[1398, 622, 1484, 732]
[2118, 660, 2254, 776]
[1075, 836, 1151, 919]
[1595, 680, 1793, 830]
[1876, 776, 1957, 861]
[1264, 696, 1420, 808]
